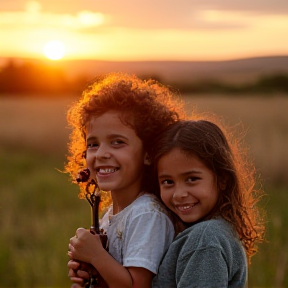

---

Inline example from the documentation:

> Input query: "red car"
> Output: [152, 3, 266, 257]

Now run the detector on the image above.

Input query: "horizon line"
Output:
[0, 54, 288, 64]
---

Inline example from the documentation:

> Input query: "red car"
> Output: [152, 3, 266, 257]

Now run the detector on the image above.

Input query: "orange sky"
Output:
[0, 0, 287, 61]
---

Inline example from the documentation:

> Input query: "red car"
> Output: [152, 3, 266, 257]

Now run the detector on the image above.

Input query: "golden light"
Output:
[43, 40, 66, 60]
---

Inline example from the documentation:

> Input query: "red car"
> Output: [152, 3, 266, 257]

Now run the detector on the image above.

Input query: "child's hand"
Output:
[70, 285, 82, 288]
[67, 259, 89, 285]
[68, 228, 106, 264]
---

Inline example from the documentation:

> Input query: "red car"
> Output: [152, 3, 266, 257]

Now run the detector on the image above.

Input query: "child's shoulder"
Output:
[194, 218, 233, 234]
[177, 218, 237, 247]
[130, 193, 169, 216]
[114, 194, 173, 234]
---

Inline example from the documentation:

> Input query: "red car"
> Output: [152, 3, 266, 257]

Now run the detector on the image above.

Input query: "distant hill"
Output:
[1, 55, 288, 84]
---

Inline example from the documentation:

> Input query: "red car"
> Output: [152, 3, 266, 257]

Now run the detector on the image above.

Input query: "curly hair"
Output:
[150, 117, 265, 263]
[65, 72, 186, 200]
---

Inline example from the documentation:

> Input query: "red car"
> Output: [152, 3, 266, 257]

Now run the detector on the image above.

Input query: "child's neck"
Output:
[111, 189, 145, 215]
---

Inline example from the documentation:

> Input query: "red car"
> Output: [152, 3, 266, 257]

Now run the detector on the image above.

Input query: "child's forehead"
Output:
[86, 111, 136, 134]
[89, 110, 133, 126]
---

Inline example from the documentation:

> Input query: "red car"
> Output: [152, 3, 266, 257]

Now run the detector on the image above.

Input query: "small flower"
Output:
[76, 168, 90, 183]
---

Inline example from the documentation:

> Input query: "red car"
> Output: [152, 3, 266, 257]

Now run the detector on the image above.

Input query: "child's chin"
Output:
[98, 184, 113, 191]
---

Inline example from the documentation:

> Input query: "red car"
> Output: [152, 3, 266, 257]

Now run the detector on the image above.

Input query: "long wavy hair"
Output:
[64, 72, 186, 202]
[151, 118, 265, 263]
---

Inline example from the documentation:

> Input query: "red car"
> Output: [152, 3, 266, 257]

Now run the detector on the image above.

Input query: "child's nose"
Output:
[96, 146, 111, 160]
[172, 187, 189, 200]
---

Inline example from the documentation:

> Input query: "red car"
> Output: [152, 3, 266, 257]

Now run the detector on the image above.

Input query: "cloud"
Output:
[191, 0, 288, 15]
[0, 0, 287, 61]
[1, 0, 287, 32]
[51, 0, 288, 30]
[0, 1, 107, 30]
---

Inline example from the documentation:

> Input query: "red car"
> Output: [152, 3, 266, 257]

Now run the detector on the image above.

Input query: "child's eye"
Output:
[186, 177, 200, 183]
[111, 140, 125, 146]
[87, 143, 99, 149]
[160, 179, 174, 186]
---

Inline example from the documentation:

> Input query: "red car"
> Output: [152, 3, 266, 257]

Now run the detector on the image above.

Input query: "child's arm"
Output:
[69, 228, 153, 288]
[124, 267, 153, 288]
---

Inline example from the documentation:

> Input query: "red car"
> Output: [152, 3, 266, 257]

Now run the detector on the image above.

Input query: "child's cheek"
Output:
[160, 190, 171, 208]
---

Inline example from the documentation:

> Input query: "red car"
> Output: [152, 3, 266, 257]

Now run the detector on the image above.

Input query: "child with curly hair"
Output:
[151, 119, 265, 288]
[66, 72, 185, 288]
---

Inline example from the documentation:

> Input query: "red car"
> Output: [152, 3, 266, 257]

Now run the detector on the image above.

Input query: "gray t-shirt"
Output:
[152, 218, 247, 288]
[100, 194, 175, 274]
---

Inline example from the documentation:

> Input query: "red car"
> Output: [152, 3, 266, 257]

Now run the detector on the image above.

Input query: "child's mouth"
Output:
[96, 167, 119, 174]
[176, 203, 198, 212]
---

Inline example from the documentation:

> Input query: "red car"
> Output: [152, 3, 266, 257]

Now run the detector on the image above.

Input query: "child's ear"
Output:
[144, 152, 151, 165]
[219, 181, 227, 191]
[218, 174, 228, 191]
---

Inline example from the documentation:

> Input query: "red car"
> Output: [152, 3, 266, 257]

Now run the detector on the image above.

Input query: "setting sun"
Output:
[43, 41, 65, 60]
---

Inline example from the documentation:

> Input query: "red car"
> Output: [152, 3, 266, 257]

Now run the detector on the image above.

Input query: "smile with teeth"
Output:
[176, 203, 198, 211]
[96, 167, 119, 174]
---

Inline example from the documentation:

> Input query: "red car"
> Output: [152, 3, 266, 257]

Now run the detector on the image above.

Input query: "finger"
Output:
[69, 237, 76, 246]
[68, 243, 76, 259]
[68, 268, 77, 278]
[76, 227, 85, 236]
[68, 260, 80, 270]
[77, 270, 90, 279]
[71, 284, 82, 288]
[70, 277, 84, 285]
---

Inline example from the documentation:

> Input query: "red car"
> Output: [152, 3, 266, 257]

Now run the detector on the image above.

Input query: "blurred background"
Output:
[0, 1, 288, 287]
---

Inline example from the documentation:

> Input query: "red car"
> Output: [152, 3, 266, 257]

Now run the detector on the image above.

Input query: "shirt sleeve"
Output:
[122, 211, 174, 274]
[177, 247, 229, 288]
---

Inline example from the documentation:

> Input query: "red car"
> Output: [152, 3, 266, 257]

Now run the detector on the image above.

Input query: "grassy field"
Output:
[0, 94, 288, 287]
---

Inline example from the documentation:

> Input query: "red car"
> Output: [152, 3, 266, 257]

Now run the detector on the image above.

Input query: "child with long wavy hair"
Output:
[65, 72, 185, 288]
[151, 118, 265, 288]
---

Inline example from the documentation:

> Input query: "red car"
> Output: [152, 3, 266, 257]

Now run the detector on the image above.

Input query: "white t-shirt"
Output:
[100, 194, 174, 274]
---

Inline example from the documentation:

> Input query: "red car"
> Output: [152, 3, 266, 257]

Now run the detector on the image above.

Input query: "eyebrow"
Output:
[158, 170, 202, 178]
[86, 134, 129, 141]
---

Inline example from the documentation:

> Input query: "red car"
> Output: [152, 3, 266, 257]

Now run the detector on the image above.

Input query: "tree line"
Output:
[0, 60, 288, 96]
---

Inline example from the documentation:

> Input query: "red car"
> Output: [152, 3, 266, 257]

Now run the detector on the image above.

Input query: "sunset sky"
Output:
[0, 0, 287, 61]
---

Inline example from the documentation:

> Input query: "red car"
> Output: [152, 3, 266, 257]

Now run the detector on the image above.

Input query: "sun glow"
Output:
[43, 40, 66, 60]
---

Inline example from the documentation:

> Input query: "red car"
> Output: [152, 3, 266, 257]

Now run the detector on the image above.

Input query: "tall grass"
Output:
[248, 185, 288, 288]
[0, 147, 90, 287]
[183, 94, 288, 186]
[0, 95, 288, 287]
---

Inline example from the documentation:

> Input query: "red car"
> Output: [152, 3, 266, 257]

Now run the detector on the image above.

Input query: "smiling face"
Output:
[85, 111, 148, 197]
[157, 148, 219, 223]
